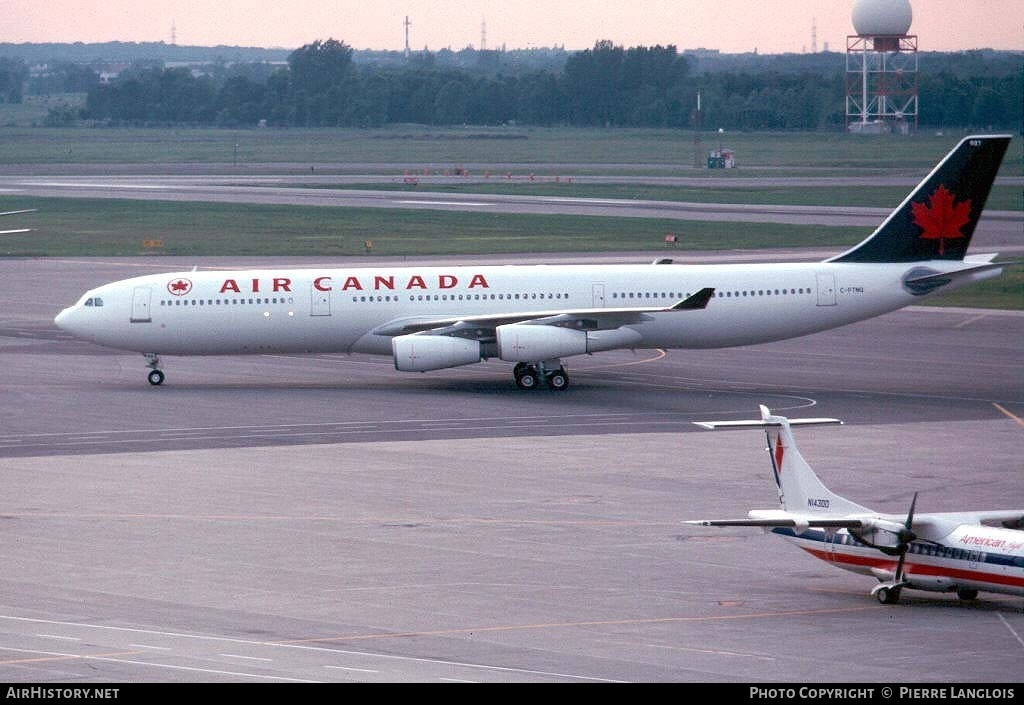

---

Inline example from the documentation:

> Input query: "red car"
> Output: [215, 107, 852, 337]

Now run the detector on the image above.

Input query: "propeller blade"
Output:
[894, 548, 908, 585]
[894, 492, 919, 584]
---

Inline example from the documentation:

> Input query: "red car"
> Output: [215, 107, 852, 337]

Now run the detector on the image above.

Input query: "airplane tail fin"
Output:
[695, 406, 870, 516]
[827, 135, 1011, 264]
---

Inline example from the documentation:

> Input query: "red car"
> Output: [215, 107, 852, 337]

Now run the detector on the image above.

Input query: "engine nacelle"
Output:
[496, 324, 587, 361]
[854, 521, 907, 552]
[392, 334, 482, 372]
[496, 323, 643, 361]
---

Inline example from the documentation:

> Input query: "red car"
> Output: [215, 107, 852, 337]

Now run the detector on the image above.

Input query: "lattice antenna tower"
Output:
[404, 16, 412, 57]
[846, 0, 918, 134]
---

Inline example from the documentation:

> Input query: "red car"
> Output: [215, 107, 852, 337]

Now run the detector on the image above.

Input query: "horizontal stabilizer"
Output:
[903, 260, 1017, 287]
[693, 417, 842, 430]
[694, 404, 841, 430]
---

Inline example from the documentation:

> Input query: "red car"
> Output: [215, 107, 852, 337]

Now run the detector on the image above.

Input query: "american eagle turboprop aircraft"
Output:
[55, 135, 1011, 390]
[686, 406, 1024, 605]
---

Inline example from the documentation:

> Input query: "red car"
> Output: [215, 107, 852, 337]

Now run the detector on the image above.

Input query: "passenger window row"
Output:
[159, 297, 295, 307]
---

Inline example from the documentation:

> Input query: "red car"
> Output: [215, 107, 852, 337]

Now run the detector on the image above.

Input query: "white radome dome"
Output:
[852, 0, 913, 36]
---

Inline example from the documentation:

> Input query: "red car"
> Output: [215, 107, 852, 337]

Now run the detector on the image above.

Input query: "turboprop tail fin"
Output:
[695, 406, 870, 517]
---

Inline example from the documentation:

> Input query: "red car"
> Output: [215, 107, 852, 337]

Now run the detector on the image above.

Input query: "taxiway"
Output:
[0, 255, 1021, 682]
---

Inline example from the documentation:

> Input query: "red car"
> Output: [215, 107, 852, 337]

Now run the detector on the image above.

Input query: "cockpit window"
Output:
[83, 297, 104, 307]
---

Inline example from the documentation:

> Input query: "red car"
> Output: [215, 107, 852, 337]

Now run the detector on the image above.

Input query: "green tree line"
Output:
[8, 38, 1021, 130]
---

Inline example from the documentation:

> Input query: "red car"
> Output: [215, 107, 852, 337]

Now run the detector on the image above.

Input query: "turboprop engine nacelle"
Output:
[853, 519, 909, 551]
[392, 334, 482, 372]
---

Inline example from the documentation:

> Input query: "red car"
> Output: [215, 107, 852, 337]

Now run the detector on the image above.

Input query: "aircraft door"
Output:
[130, 286, 152, 323]
[592, 283, 606, 307]
[311, 284, 331, 316]
[816, 272, 837, 307]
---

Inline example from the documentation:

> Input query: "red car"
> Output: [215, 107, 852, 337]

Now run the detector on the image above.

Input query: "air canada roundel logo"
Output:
[167, 278, 192, 296]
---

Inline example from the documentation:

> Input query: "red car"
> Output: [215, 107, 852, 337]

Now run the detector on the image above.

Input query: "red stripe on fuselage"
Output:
[799, 545, 1024, 589]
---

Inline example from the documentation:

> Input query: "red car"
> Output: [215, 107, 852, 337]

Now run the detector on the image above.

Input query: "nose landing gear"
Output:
[144, 353, 165, 386]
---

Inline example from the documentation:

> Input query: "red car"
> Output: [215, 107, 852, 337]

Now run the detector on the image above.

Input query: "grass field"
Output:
[0, 195, 867, 257]
[1, 124, 1022, 173]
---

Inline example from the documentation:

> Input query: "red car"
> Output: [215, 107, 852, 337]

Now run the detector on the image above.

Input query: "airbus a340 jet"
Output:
[55, 135, 1011, 390]
[687, 406, 1024, 605]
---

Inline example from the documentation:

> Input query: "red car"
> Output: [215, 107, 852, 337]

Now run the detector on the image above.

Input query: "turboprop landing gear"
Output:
[513, 361, 569, 391]
[144, 353, 165, 386]
[874, 585, 902, 605]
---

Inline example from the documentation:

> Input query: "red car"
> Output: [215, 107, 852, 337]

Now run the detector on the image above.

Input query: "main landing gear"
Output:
[144, 353, 165, 386]
[874, 585, 979, 605]
[513, 361, 569, 391]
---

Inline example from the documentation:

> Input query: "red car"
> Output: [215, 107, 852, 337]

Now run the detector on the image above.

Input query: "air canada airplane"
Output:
[55, 135, 1011, 390]
[686, 406, 1024, 605]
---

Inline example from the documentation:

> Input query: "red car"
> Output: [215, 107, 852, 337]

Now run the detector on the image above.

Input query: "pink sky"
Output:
[3, 1, 1022, 53]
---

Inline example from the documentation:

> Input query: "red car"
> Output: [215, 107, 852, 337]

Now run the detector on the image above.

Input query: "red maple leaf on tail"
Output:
[911, 185, 972, 256]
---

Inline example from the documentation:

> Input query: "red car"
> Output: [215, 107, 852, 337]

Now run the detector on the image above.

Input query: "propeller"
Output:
[892, 492, 919, 586]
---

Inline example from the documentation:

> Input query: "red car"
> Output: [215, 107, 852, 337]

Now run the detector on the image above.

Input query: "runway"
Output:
[1, 256, 1022, 682]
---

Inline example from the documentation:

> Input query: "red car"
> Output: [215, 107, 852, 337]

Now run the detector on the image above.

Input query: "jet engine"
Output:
[496, 323, 643, 362]
[496, 324, 587, 362]
[392, 334, 482, 372]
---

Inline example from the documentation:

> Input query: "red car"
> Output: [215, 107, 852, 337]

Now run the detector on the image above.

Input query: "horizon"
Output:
[5, 37, 1023, 57]
[4, 1, 1023, 55]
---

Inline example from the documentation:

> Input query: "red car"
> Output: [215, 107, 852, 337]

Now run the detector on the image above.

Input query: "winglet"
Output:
[670, 287, 715, 310]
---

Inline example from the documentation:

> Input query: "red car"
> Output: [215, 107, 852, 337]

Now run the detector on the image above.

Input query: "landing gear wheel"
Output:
[515, 367, 539, 390]
[875, 586, 901, 605]
[547, 369, 569, 391]
[147, 369, 165, 386]
[956, 588, 978, 600]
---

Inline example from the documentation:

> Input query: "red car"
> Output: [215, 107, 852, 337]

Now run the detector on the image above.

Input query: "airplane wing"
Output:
[686, 518, 864, 528]
[685, 509, 865, 531]
[909, 510, 1024, 531]
[372, 287, 715, 338]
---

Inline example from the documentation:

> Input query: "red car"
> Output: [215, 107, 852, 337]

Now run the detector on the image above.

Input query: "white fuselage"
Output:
[776, 523, 1024, 598]
[53, 260, 996, 359]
